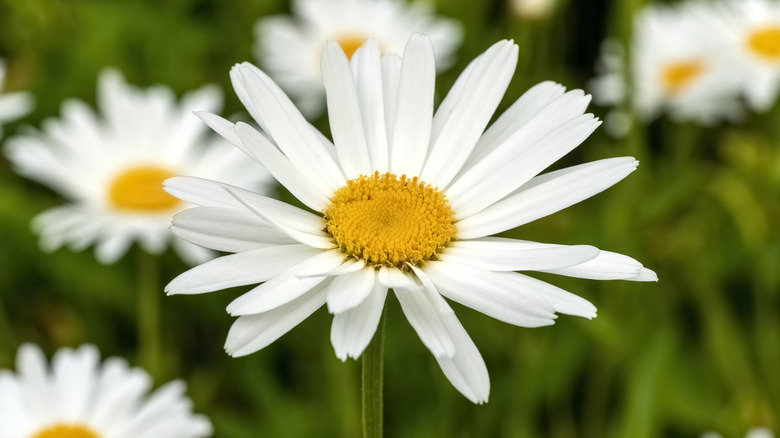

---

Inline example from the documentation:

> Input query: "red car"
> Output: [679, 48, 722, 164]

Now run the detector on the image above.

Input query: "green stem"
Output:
[362, 307, 386, 438]
[138, 250, 162, 379]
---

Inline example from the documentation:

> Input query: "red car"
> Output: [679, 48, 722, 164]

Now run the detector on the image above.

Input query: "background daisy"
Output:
[0, 343, 212, 438]
[4, 68, 272, 265]
[254, 0, 462, 117]
[723, 0, 780, 111]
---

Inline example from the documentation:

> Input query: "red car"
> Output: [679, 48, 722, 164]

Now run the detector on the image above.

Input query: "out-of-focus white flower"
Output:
[510, 0, 556, 20]
[722, 0, 780, 111]
[590, 3, 743, 125]
[632, 2, 742, 123]
[0, 59, 34, 139]
[0, 344, 212, 438]
[702, 427, 775, 438]
[165, 35, 656, 404]
[254, 0, 462, 118]
[4, 68, 272, 265]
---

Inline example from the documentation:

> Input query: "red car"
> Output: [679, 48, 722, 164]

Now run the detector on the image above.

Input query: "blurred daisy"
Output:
[254, 0, 462, 117]
[633, 2, 742, 122]
[165, 35, 656, 403]
[723, 0, 780, 111]
[0, 343, 212, 438]
[0, 59, 34, 139]
[591, 3, 741, 124]
[4, 69, 272, 265]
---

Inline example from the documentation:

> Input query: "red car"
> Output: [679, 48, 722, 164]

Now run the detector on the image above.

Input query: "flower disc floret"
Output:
[747, 26, 780, 61]
[33, 425, 101, 438]
[324, 172, 456, 268]
[108, 165, 181, 212]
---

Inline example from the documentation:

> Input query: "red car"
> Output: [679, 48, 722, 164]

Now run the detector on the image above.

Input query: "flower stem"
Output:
[138, 250, 162, 378]
[362, 307, 386, 438]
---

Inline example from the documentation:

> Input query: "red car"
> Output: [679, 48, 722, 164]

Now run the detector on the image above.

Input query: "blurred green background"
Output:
[0, 0, 778, 437]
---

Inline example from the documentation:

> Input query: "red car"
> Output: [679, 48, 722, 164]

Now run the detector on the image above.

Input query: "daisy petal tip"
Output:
[635, 267, 658, 282]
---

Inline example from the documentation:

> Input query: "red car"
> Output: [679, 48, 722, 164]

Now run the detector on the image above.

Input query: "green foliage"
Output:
[0, 0, 778, 436]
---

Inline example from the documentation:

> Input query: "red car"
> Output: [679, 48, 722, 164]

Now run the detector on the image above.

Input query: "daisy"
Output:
[0, 344, 212, 438]
[254, 0, 462, 118]
[165, 35, 656, 403]
[4, 68, 272, 265]
[631, 2, 742, 123]
[722, 0, 780, 111]
[0, 59, 34, 139]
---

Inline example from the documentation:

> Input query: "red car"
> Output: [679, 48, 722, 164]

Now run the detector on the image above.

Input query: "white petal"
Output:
[514, 272, 597, 318]
[433, 310, 490, 404]
[0, 91, 33, 122]
[449, 113, 601, 218]
[541, 249, 657, 282]
[389, 34, 435, 177]
[377, 265, 414, 289]
[95, 234, 132, 265]
[226, 249, 344, 315]
[394, 283, 456, 358]
[421, 40, 518, 188]
[236, 63, 346, 191]
[195, 111, 241, 146]
[298, 258, 365, 278]
[457, 157, 639, 239]
[381, 54, 402, 148]
[331, 277, 388, 360]
[322, 41, 372, 179]
[171, 206, 296, 253]
[351, 40, 388, 173]
[223, 186, 335, 250]
[165, 244, 319, 295]
[164, 176, 247, 209]
[423, 261, 557, 327]
[469, 81, 566, 165]
[234, 122, 329, 210]
[17, 344, 54, 423]
[441, 238, 599, 271]
[225, 281, 329, 357]
[52, 345, 99, 421]
[325, 266, 377, 314]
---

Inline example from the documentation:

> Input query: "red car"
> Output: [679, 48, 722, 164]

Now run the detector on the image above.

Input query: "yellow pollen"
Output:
[335, 33, 369, 60]
[747, 26, 780, 60]
[32, 424, 101, 438]
[324, 172, 457, 268]
[108, 165, 180, 212]
[661, 60, 706, 95]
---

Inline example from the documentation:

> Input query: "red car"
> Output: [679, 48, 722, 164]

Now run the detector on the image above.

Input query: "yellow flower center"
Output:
[324, 172, 457, 268]
[32, 424, 101, 438]
[661, 60, 706, 95]
[335, 33, 369, 60]
[108, 165, 181, 212]
[747, 25, 780, 61]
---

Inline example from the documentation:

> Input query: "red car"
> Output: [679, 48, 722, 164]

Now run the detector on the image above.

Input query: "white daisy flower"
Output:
[165, 35, 656, 403]
[4, 68, 272, 265]
[632, 2, 742, 123]
[0, 343, 212, 438]
[254, 0, 462, 118]
[0, 59, 34, 139]
[722, 0, 780, 111]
